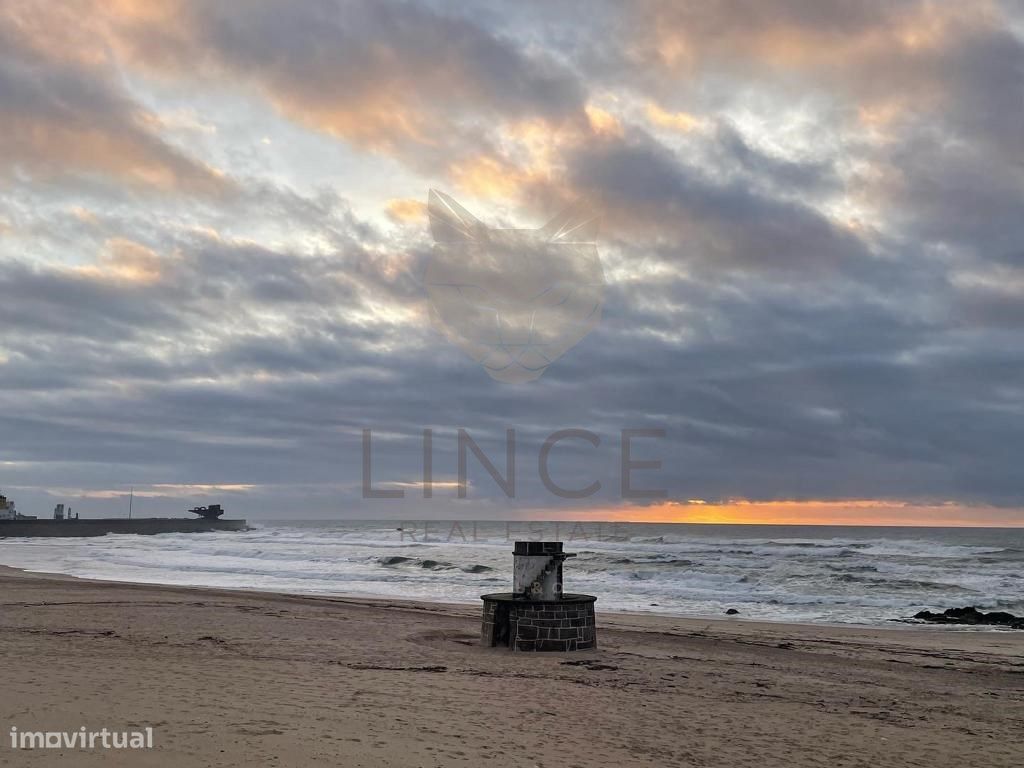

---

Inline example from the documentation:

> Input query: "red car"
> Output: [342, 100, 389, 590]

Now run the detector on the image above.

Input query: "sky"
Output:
[1, 0, 1023, 525]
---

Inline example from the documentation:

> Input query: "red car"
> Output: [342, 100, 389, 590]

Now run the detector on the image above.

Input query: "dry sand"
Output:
[1, 564, 1022, 767]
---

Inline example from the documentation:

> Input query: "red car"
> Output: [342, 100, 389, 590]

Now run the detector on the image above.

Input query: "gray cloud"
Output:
[562, 130, 869, 276]
[0, 17, 230, 195]
[0, 0, 1022, 522]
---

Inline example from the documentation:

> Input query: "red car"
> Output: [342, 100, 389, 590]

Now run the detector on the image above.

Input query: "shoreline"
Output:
[2, 565, 1023, 766]
[3, 564, 1022, 654]
[2, 563, 1014, 635]
[4, 521, 1019, 630]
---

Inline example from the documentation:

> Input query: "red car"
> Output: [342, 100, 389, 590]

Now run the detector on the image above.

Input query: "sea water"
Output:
[1, 520, 1021, 626]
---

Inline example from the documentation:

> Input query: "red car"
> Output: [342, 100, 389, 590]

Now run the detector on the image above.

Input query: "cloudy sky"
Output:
[1, 0, 1022, 525]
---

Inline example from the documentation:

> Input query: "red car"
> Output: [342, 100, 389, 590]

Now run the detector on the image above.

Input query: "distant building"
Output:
[0, 491, 38, 521]
[0, 492, 17, 520]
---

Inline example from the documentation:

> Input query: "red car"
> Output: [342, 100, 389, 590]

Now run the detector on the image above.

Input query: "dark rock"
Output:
[725, 608, 739, 615]
[912, 606, 1024, 629]
[378, 555, 413, 566]
[419, 559, 453, 569]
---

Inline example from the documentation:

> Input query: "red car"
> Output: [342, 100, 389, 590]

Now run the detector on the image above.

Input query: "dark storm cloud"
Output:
[957, 283, 1024, 329]
[562, 130, 868, 276]
[0, 261, 178, 340]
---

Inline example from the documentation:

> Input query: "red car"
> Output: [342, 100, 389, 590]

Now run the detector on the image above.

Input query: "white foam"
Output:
[1, 522, 1021, 625]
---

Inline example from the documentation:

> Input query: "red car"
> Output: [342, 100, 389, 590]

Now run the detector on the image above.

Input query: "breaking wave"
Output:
[0, 521, 1021, 626]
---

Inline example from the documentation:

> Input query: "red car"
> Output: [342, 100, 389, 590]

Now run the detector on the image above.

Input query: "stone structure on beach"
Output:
[480, 541, 597, 652]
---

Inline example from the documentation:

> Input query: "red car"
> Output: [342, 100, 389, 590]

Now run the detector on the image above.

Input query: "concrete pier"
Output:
[0, 518, 247, 538]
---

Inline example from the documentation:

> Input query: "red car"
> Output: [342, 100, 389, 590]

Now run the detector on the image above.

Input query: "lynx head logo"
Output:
[424, 190, 605, 384]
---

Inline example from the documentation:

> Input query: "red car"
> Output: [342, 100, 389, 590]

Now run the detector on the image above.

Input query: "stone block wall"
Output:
[480, 594, 597, 652]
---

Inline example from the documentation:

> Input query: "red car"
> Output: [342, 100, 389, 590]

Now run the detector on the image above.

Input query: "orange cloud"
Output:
[450, 154, 535, 201]
[74, 238, 169, 285]
[584, 105, 625, 138]
[645, 102, 704, 133]
[385, 198, 427, 224]
[4, 0, 588, 190]
[0, 2, 231, 195]
[634, 1, 993, 72]
[0, 113, 225, 194]
[624, 0, 999, 138]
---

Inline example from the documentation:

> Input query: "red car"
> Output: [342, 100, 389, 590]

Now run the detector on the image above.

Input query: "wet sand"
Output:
[1, 565, 1022, 767]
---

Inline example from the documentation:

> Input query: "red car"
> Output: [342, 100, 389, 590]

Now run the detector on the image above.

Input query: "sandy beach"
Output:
[1, 564, 1022, 768]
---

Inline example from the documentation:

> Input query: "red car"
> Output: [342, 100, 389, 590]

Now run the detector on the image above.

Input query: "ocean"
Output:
[1, 520, 1021, 626]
